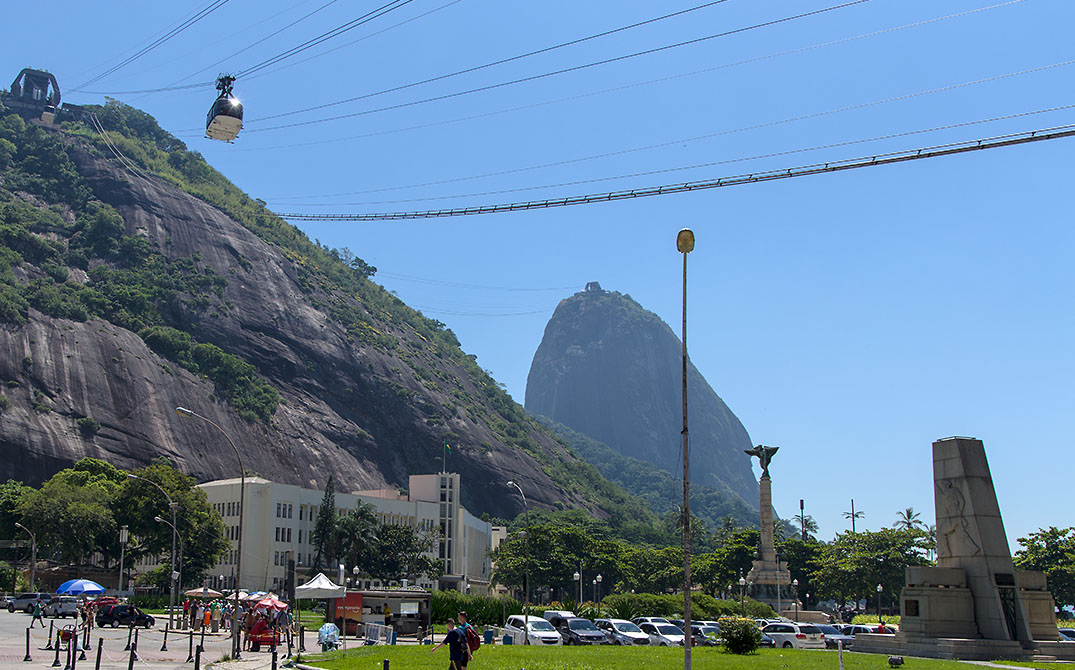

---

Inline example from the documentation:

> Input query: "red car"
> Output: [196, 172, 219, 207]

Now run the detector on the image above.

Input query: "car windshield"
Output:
[527, 620, 555, 631]
[568, 619, 598, 631]
[816, 625, 840, 635]
[614, 622, 642, 633]
[657, 625, 683, 635]
[799, 626, 821, 635]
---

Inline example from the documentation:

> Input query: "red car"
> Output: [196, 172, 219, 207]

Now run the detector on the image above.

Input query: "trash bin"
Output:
[483, 630, 493, 646]
[503, 634, 513, 645]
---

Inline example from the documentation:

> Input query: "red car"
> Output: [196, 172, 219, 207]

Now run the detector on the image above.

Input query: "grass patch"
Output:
[301, 645, 982, 670]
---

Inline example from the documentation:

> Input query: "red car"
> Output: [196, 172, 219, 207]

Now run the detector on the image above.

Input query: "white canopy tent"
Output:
[295, 573, 345, 599]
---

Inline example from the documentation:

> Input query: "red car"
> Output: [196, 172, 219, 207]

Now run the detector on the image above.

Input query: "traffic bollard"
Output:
[24, 627, 32, 662]
[383, 659, 389, 670]
[46, 622, 55, 650]
[62, 634, 71, 670]
[199, 627, 205, 654]
[271, 647, 277, 670]
[126, 640, 135, 670]
[124, 626, 132, 652]
[94, 638, 102, 670]
[193, 645, 201, 670]
[161, 625, 169, 652]
[299, 626, 305, 652]
[83, 626, 89, 652]
[71, 634, 78, 670]
[133, 629, 139, 657]
[52, 632, 61, 667]
[185, 630, 194, 663]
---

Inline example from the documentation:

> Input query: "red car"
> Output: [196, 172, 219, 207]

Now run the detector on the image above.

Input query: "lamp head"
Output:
[154, 516, 163, 523]
[739, 577, 746, 586]
[175, 407, 194, 417]
[506, 480, 515, 487]
[126, 474, 138, 479]
[676, 228, 695, 253]
[573, 572, 580, 581]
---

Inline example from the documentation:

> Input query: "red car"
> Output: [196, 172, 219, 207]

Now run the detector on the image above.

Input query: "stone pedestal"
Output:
[745, 475, 797, 612]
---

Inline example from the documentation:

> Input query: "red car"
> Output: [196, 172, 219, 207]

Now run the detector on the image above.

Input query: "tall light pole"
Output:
[129, 473, 179, 630]
[775, 553, 782, 620]
[14, 523, 35, 591]
[573, 568, 582, 604]
[176, 406, 244, 659]
[118, 525, 129, 593]
[154, 516, 184, 610]
[738, 575, 746, 617]
[594, 574, 602, 606]
[877, 584, 883, 625]
[677, 227, 695, 670]
[506, 481, 530, 644]
[793, 579, 799, 620]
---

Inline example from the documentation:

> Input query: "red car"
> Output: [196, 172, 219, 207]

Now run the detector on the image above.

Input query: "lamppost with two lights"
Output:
[13, 523, 35, 591]
[129, 473, 179, 630]
[793, 579, 799, 620]
[738, 575, 746, 617]
[506, 481, 531, 644]
[154, 516, 185, 609]
[877, 584, 884, 625]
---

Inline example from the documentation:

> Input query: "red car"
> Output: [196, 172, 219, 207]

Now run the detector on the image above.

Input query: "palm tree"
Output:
[843, 502, 865, 533]
[794, 513, 819, 539]
[895, 507, 925, 531]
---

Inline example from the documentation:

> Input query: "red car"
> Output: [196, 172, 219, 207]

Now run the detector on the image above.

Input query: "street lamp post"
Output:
[677, 227, 695, 670]
[154, 516, 185, 612]
[776, 553, 782, 620]
[13, 523, 35, 591]
[118, 525, 129, 593]
[176, 406, 244, 659]
[877, 584, 883, 625]
[793, 579, 799, 621]
[573, 569, 582, 604]
[506, 481, 531, 644]
[128, 473, 179, 631]
[738, 576, 746, 617]
[595, 574, 603, 608]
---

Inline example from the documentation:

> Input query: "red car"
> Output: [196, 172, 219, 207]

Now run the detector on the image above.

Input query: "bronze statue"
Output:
[745, 444, 779, 478]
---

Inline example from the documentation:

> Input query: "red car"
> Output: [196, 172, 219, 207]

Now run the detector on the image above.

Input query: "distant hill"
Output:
[525, 283, 758, 508]
[534, 415, 757, 528]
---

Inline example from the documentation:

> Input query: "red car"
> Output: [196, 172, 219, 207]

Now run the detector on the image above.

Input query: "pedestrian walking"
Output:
[30, 599, 45, 628]
[431, 617, 471, 670]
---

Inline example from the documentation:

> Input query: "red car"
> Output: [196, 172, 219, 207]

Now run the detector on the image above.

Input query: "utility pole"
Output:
[118, 525, 129, 594]
[677, 228, 695, 670]
[800, 499, 806, 542]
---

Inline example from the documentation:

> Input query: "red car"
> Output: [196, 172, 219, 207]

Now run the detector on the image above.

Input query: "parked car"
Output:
[761, 622, 826, 649]
[550, 616, 608, 645]
[842, 624, 895, 635]
[688, 625, 721, 646]
[760, 632, 775, 648]
[8, 593, 53, 613]
[504, 615, 563, 646]
[95, 605, 154, 628]
[542, 610, 575, 622]
[639, 622, 686, 646]
[594, 618, 650, 645]
[44, 596, 79, 618]
[816, 624, 854, 649]
[632, 616, 671, 626]
[0, 594, 9, 608]
[1059, 627, 1075, 640]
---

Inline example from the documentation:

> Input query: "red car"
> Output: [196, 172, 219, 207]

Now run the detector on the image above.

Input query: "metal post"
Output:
[800, 499, 806, 542]
[776, 555, 782, 619]
[47, 621, 54, 650]
[24, 627, 32, 662]
[193, 645, 201, 670]
[176, 407, 244, 660]
[383, 660, 389, 670]
[186, 630, 194, 663]
[63, 632, 71, 670]
[52, 632, 61, 667]
[124, 626, 132, 651]
[161, 625, 169, 652]
[299, 626, 305, 652]
[72, 633, 79, 670]
[132, 629, 138, 659]
[94, 638, 102, 670]
[676, 227, 695, 670]
[15, 523, 35, 591]
[118, 525, 128, 595]
[507, 481, 531, 644]
[271, 647, 278, 670]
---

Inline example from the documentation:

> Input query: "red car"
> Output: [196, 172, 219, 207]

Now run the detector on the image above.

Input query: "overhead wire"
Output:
[234, 0, 419, 79]
[242, 0, 874, 133]
[376, 272, 580, 292]
[71, 0, 235, 93]
[268, 58, 1073, 202]
[223, 0, 1028, 151]
[272, 118, 1075, 221]
[248, 0, 736, 124]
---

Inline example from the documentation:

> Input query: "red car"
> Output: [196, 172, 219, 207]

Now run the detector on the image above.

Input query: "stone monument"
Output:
[853, 437, 1071, 661]
[744, 445, 798, 613]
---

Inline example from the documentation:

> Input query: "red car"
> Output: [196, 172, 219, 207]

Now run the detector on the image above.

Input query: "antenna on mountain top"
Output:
[585, 282, 602, 292]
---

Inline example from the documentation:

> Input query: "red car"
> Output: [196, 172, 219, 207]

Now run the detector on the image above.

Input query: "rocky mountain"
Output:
[525, 283, 758, 509]
[0, 100, 651, 523]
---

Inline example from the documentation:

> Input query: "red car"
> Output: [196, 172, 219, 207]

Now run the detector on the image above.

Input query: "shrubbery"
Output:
[431, 591, 521, 627]
[601, 592, 773, 621]
[719, 617, 762, 654]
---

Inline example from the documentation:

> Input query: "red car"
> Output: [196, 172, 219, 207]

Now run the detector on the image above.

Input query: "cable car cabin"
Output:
[206, 95, 243, 141]
[206, 74, 242, 142]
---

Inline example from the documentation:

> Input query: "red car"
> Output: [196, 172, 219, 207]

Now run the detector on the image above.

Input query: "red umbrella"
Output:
[256, 596, 288, 611]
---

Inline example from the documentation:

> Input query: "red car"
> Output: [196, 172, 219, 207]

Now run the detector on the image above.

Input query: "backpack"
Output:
[464, 624, 481, 652]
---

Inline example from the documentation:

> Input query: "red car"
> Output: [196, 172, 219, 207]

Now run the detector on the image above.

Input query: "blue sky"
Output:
[4, 0, 1072, 548]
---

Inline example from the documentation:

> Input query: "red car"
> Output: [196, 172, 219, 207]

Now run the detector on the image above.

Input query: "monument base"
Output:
[851, 633, 1075, 661]
[745, 559, 796, 614]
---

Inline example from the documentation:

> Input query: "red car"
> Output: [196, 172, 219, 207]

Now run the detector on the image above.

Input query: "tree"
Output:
[794, 513, 819, 539]
[895, 507, 925, 531]
[843, 507, 865, 532]
[336, 502, 379, 571]
[1014, 527, 1075, 610]
[366, 524, 441, 582]
[812, 528, 928, 608]
[311, 476, 337, 570]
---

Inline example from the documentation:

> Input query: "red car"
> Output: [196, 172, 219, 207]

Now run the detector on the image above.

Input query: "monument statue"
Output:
[745, 445, 779, 478]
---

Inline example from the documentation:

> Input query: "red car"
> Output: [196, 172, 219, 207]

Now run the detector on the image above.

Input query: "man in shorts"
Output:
[431, 617, 471, 669]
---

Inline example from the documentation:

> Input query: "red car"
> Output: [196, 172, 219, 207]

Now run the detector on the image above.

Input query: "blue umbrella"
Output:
[56, 579, 105, 595]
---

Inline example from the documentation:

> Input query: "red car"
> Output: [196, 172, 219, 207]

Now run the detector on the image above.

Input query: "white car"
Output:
[639, 622, 686, 646]
[44, 596, 79, 618]
[594, 618, 650, 645]
[504, 614, 563, 646]
[761, 622, 826, 649]
[632, 616, 671, 626]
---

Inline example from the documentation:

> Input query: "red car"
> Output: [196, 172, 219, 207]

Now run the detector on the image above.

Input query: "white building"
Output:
[195, 472, 493, 593]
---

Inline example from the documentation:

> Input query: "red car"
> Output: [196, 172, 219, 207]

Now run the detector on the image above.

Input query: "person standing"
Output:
[431, 618, 470, 670]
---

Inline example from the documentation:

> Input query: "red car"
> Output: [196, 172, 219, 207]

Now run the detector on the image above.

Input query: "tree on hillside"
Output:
[311, 476, 337, 571]
[1014, 527, 1075, 610]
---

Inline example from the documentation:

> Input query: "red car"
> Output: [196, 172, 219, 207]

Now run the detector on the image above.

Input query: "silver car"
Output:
[44, 596, 79, 618]
[594, 618, 650, 645]
[761, 622, 826, 649]
[639, 622, 686, 646]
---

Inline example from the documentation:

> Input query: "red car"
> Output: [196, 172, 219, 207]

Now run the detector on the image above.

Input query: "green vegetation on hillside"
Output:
[0, 109, 278, 421]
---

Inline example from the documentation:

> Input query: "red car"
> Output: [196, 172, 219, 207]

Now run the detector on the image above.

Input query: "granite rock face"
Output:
[525, 284, 758, 507]
[0, 129, 590, 518]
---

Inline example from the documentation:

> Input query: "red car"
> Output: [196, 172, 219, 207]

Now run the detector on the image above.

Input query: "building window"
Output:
[288, 504, 293, 518]
[275, 527, 280, 542]
[287, 528, 292, 542]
